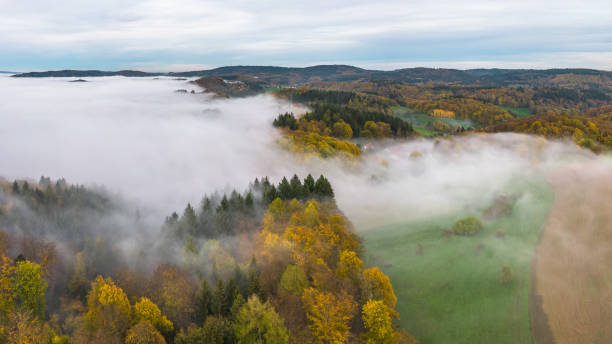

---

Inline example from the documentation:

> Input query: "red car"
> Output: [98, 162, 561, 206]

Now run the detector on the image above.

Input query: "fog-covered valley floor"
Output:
[0, 76, 608, 230]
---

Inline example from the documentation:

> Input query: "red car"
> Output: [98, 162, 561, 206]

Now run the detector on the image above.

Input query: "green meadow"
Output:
[500, 106, 533, 118]
[362, 178, 553, 344]
[393, 106, 474, 136]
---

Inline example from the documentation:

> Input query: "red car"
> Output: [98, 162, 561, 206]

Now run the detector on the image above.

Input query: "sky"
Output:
[0, 0, 611, 72]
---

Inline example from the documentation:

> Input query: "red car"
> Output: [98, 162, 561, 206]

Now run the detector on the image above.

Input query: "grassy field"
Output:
[393, 106, 474, 136]
[500, 106, 533, 118]
[362, 178, 553, 344]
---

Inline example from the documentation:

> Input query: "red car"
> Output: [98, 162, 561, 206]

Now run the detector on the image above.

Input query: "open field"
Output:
[534, 161, 612, 344]
[393, 106, 475, 136]
[363, 178, 553, 344]
[500, 107, 533, 118]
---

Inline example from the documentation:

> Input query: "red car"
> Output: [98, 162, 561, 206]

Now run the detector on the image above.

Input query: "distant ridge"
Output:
[12, 70, 163, 78]
[10, 65, 612, 89]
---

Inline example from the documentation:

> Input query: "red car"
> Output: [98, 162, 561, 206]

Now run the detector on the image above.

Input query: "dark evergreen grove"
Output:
[164, 174, 335, 240]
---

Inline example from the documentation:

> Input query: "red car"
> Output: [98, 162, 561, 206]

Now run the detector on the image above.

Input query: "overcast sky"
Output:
[1, 0, 611, 71]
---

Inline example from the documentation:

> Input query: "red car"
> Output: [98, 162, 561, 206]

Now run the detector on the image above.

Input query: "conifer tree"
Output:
[277, 177, 292, 200]
[196, 279, 213, 325]
[303, 174, 315, 195]
[290, 174, 303, 199]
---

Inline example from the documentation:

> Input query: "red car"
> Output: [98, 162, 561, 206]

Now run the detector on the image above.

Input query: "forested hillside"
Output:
[292, 79, 612, 149]
[0, 176, 413, 344]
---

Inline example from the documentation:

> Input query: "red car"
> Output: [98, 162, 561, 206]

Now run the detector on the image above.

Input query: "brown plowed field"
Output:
[534, 161, 612, 344]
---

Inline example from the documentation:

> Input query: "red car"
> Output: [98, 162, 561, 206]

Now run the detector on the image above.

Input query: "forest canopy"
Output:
[0, 176, 413, 344]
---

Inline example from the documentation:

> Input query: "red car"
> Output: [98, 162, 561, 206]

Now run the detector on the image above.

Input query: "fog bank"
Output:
[0, 76, 607, 231]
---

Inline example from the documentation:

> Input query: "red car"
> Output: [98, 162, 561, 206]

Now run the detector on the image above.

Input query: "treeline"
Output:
[303, 104, 412, 138]
[272, 102, 415, 159]
[274, 104, 412, 139]
[273, 88, 396, 115]
[164, 175, 335, 239]
[484, 114, 612, 152]
[1, 177, 115, 240]
[0, 176, 416, 344]
[305, 81, 612, 121]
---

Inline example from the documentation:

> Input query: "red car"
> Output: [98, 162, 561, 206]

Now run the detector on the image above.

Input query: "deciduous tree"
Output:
[233, 295, 289, 344]
[301, 288, 356, 344]
[362, 299, 395, 344]
[14, 260, 47, 319]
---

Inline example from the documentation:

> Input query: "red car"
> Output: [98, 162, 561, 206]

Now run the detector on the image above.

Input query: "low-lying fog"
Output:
[0, 76, 607, 231]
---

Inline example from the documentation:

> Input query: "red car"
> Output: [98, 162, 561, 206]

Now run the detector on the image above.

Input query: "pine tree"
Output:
[196, 279, 213, 325]
[290, 174, 304, 199]
[181, 203, 198, 236]
[198, 197, 213, 237]
[11, 181, 19, 194]
[264, 185, 278, 204]
[212, 279, 225, 315]
[278, 177, 292, 200]
[303, 174, 315, 195]
[22, 181, 30, 193]
[234, 266, 248, 297]
[223, 278, 239, 317]
[244, 192, 254, 210]
[247, 258, 264, 300]
[218, 195, 229, 212]
[314, 175, 334, 198]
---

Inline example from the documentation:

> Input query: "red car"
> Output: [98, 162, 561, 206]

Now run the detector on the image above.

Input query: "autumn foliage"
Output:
[0, 176, 415, 343]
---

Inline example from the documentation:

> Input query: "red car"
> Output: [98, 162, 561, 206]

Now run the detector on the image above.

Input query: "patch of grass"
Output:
[413, 126, 438, 137]
[393, 106, 474, 135]
[264, 86, 282, 92]
[500, 107, 533, 118]
[392, 106, 414, 115]
[362, 178, 553, 344]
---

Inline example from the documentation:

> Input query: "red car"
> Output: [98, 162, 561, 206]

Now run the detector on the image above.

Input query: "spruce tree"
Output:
[314, 175, 334, 198]
[212, 279, 225, 315]
[12, 180, 19, 194]
[223, 278, 239, 317]
[278, 177, 292, 200]
[290, 174, 304, 199]
[196, 279, 213, 325]
[244, 192, 254, 210]
[264, 185, 278, 204]
[303, 174, 315, 195]
[181, 203, 198, 236]
[246, 257, 264, 300]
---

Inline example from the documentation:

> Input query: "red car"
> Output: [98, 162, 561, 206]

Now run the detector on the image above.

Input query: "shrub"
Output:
[500, 265, 514, 285]
[452, 216, 483, 236]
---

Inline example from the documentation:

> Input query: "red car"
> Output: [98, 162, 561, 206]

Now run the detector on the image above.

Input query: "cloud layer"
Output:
[0, 76, 605, 231]
[1, 0, 611, 71]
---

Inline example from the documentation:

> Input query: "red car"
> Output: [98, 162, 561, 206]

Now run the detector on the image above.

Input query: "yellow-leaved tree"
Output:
[0, 255, 15, 326]
[301, 287, 357, 344]
[336, 250, 363, 280]
[14, 260, 48, 319]
[362, 267, 397, 317]
[125, 320, 166, 344]
[133, 297, 174, 336]
[85, 275, 132, 338]
[362, 299, 395, 344]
